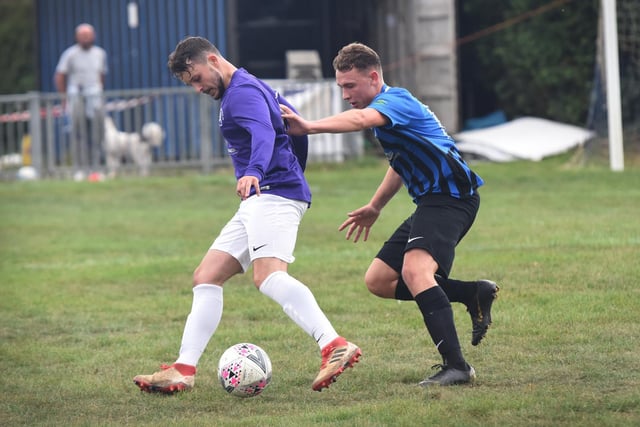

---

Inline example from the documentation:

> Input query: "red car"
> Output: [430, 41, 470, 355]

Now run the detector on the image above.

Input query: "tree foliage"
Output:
[459, 0, 599, 125]
[0, 0, 36, 94]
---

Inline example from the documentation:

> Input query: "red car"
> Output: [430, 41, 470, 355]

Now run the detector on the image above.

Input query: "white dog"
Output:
[103, 116, 164, 177]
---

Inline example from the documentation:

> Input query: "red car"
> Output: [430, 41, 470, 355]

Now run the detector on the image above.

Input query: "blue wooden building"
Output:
[36, 0, 228, 92]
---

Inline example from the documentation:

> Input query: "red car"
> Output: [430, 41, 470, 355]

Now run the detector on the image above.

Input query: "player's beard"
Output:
[208, 74, 226, 100]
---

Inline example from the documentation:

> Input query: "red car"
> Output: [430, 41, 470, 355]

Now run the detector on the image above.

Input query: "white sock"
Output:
[175, 284, 223, 367]
[259, 271, 339, 349]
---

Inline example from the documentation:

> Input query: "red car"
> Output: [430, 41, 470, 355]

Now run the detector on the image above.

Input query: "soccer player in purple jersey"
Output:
[133, 37, 361, 394]
[282, 43, 499, 387]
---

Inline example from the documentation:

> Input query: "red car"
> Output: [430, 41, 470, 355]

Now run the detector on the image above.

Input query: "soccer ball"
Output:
[217, 343, 272, 398]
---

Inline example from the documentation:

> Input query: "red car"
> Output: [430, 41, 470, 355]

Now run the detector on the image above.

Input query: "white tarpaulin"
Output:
[454, 117, 596, 162]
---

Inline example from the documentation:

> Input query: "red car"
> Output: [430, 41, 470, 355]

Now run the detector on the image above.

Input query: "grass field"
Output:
[1, 155, 639, 426]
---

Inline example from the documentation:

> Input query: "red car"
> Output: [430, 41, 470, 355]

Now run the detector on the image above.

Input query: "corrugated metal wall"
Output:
[36, 0, 227, 92]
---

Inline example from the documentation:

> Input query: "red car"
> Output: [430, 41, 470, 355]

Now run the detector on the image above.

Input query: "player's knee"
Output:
[364, 271, 392, 298]
[192, 267, 206, 287]
[192, 265, 218, 287]
[252, 270, 272, 289]
[401, 250, 438, 289]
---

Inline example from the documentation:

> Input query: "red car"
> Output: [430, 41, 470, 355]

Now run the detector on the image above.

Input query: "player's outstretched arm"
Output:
[280, 105, 386, 136]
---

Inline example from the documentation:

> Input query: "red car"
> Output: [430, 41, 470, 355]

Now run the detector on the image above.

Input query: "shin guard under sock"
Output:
[414, 286, 466, 370]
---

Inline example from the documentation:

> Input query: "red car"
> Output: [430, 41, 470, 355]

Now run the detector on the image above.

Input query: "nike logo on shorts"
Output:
[252, 244, 268, 251]
[407, 236, 424, 243]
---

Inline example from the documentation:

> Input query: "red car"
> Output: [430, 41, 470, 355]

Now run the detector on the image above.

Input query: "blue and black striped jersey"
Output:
[369, 85, 483, 203]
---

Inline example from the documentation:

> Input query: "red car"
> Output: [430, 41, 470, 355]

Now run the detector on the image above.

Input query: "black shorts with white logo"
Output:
[375, 193, 480, 278]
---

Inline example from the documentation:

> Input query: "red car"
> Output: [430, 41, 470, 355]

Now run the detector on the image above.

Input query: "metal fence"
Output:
[0, 80, 362, 181]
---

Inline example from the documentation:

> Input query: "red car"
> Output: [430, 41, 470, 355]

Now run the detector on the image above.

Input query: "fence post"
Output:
[27, 91, 43, 178]
[199, 95, 213, 174]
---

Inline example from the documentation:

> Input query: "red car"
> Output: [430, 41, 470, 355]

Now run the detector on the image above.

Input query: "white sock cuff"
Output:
[192, 284, 223, 302]
[259, 271, 287, 295]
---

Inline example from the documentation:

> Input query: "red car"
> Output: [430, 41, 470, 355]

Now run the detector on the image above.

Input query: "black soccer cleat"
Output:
[467, 280, 499, 346]
[418, 364, 476, 387]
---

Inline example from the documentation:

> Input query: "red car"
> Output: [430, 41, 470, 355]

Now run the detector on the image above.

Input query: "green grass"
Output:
[1, 155, 639, 426]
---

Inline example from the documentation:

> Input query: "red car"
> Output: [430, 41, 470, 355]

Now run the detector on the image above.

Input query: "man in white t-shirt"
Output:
[55, 23, 108, 172]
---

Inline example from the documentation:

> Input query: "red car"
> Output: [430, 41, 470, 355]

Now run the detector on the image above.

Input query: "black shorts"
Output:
[375, 193, 480, 278]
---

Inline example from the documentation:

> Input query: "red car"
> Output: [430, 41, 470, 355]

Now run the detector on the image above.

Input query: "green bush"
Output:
[461, 0, 599, 125]
[0, 0, 36, 94]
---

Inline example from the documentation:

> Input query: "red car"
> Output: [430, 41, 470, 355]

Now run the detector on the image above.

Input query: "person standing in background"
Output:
[55, 23, 108, 174]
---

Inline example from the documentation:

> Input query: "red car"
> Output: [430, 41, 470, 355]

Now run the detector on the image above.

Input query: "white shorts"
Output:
[210, 194, 308, 272]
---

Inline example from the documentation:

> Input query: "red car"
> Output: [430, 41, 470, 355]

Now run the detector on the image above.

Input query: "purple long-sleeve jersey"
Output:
[219, 68, 311, 204]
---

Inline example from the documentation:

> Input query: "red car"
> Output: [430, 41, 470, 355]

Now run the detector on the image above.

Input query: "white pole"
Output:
[602, 0, 624, 171]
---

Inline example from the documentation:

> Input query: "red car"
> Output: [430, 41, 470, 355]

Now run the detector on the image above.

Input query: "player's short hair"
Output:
[332, 42, 382, 73]
[168, 36, 221, 79]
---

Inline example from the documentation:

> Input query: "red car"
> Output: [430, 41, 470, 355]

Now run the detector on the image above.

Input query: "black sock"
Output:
[398, 276, 479, 305]
[414, 286, 467, 370]
[394, 278, 414, 300]
[435, 275, 479, 305]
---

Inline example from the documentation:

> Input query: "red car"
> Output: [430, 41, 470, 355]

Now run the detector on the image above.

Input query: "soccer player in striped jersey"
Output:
[133, 37, 361, 394]
[281, 42, 499, 387]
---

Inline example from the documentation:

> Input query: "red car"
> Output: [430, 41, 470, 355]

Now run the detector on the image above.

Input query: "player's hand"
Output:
[338, 204, 381, 242]
[236, 175, 260, 200]
[280, 104, 310, 136]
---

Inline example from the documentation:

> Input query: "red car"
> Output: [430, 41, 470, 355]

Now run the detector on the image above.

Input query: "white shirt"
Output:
[55, 44, 108, 96]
